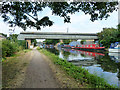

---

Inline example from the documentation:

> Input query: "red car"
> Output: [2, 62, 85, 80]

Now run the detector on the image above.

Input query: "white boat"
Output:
[109, 42, 120, 52]
[109, 52, 120, 63]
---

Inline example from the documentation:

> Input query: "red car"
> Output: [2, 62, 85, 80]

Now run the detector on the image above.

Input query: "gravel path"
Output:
[21, 49, 60, 88]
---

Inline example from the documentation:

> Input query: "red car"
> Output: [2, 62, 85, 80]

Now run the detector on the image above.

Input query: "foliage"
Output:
[39, 49, 116, 88]
[2, 49, 31, 88]
[17, 40, 26, 49]
[44, 39, 60, 45]
[97, 27, 119, 48]
[2, 39, 18, 58]
[36, 46, 40, 50]
[31, 39, 37, 46]
[8, 34, 26, 49]
[97, 54, 118, 73]
[0, 33, 7, 37]
[117, 62, 120, 81]
[46, 48, 59, 55]
[80, 40, 86, 44]
[2, 34, 26, 58]
[1, 2, 118, 30]
[117, 24, 120, 41]
[63, 39, 71, 44]
[62, 50, 70, 59]
[63, 39, 77, 44]
[7, 34, 18, 42]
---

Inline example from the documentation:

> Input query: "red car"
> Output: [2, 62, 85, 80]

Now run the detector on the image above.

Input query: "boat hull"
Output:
[74, 47, 105, 52]
[62, 46, 71, 49]
[109, 48, 120, 52]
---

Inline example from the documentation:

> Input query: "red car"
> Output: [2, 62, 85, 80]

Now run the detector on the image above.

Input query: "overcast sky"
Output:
[0, 5, 118, 37]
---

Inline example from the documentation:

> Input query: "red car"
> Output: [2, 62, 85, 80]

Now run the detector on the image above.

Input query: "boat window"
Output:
[115, 42, 118, 46]
[96, 44, 99, 47]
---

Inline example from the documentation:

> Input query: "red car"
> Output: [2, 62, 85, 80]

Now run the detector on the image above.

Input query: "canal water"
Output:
[46, 47, 120, 88]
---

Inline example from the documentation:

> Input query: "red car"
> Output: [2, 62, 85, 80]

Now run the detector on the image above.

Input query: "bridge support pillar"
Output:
[26, 39, 31, 49]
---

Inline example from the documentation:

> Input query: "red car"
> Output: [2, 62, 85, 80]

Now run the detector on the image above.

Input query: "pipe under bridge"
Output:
[17, 32, 98, 40]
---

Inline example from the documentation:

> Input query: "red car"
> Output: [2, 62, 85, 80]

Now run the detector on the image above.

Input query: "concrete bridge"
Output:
[17, 32, 98, 48]
[18, 32, 98, 40]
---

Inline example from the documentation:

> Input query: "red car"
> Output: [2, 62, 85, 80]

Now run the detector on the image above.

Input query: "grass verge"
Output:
[2, 49, 32, 88]
[38, 48, 117, 88]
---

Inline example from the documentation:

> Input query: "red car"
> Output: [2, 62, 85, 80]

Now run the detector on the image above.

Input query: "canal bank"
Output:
[46, 47, 120, 88]
[38, 48, 118, 88]
[39, 49, 85, 88]
[2, 49, 32, 88]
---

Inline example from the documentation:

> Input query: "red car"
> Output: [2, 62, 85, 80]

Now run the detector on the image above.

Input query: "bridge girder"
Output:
[17, 32, 98, 40]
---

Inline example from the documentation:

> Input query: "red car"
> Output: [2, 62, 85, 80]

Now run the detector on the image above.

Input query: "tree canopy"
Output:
[44, 39, 60, 45]
[98, 27, 119, 48]
[1, 2, 118, 30]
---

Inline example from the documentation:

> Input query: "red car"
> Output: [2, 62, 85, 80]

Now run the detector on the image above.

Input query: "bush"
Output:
[37, 47, 40, 50]
[2, 40, 17, 58]
[2, 39, 26, 58]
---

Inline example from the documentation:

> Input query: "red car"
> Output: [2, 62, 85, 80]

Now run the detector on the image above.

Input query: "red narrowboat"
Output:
[74, 44, 105, 50]
[62, 45, 71, 48]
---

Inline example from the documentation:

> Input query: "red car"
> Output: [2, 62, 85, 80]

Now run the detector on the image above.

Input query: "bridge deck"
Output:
[18, 32, 98, 40]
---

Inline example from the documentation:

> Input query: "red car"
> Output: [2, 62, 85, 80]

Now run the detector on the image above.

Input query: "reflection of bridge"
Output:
[18, 32, 98, 48]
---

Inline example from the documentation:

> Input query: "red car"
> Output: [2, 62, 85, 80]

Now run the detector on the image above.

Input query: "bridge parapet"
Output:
[18, 32, 98, 40]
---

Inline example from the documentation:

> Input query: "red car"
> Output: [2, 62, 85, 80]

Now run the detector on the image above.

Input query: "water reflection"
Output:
[45, 47, 120, 88]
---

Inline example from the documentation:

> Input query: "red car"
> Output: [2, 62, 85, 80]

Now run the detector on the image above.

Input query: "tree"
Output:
[63, 39, 71, 44]
[98, 27, 118, 48]
[7, 34, 18, 42]
[117, 24, 120, 41]
[1, 2, 118, 30]
[0, 33, 7, 37]
[80, 40, 86, 44]
[44, 39, 60, 45]
[31, 39, 37, 46]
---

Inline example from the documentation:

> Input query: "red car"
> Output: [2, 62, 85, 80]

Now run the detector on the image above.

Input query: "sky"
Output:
[0, 4, 118, 42]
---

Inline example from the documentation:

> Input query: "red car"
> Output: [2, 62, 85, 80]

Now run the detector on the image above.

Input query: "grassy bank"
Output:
[38, 48, 117, 88]
[2, 49, 32, 88]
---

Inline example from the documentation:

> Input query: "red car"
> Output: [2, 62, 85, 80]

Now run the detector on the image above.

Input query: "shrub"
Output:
[2, 39, 26, 58]
[2, 40, 17, 58]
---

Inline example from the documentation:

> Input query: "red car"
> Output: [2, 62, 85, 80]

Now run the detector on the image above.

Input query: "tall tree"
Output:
[1, 2, 118, 30]
[117, 24, 120, 41]
[98, 27, 118, 48]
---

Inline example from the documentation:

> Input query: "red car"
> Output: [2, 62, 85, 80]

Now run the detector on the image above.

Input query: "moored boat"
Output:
[109, 42, 120, 52]
[62, 45, 71, 48]
[74, 44, 105, 50]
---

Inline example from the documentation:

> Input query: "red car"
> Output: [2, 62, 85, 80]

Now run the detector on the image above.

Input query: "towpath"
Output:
[21, 48, 60, 88]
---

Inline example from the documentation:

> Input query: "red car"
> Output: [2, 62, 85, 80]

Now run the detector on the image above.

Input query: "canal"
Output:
[45, 47, 120, 88]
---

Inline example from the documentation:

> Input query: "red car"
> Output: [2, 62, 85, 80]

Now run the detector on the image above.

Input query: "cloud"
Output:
[0, 7, 118, 36]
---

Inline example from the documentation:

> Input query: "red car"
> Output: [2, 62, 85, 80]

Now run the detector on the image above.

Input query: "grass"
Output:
[38, 49, 117, 88]
[2, 49, 32, 88]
